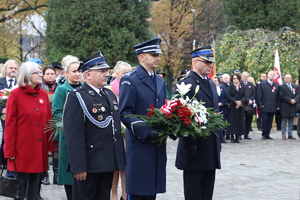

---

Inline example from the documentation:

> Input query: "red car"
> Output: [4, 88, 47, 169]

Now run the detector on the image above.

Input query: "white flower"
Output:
[176, 82, 192, 96]
[195, 85, 200, 94]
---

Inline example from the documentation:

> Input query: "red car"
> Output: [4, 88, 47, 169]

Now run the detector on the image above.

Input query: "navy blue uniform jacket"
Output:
[63, 83, 126, 174]
[175, 71, 221, 171]
[119, 65, 167, 195]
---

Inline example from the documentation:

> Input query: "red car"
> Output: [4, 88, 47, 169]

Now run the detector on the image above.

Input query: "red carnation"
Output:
[147, 104, 155, 116]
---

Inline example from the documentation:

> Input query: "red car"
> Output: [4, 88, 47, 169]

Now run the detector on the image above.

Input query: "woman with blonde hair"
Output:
[107, 61, 132, 96]
[108, 61, 132, 200]
[248, 77, 256, 87]
[52, 55, 82, 200]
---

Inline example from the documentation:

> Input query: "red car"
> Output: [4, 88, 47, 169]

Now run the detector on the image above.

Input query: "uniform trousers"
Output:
[72, 172, 113, 200]
[183, 170, 216, 200]
[261, 112, 275, 137]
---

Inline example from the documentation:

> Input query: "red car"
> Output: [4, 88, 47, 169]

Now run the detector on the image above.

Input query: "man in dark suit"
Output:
[63, 51, 126, 200]
[241, 71, 255, 139]
[119, 38, 167, 200]
[278, 74, 298, 140]
[0, 60, 18, 89]
[175, 45, 221, 200]
[256, 73, 267, 130]
[0, 60, 18, 173]
[256, 70, 280, 140]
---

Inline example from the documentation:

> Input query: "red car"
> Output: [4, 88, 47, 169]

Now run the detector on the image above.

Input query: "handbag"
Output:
[0, 161, 20, 198]
[244, 105, 253, 114]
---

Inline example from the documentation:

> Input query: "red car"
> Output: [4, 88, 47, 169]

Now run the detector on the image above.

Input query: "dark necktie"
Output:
[288, 83, 292, 92]
[8, 79, 13, 88]
[244, 82, 247, 85]
[150, 74, 155, 84]
[100, 89, 109, 105]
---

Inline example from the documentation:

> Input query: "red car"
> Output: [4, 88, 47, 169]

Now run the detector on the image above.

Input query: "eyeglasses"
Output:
[196, 60, 213, 65]
[32, 71, 43, 75]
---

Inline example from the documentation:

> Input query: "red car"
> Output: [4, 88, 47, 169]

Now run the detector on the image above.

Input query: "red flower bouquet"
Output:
[129, 83, 228, 144]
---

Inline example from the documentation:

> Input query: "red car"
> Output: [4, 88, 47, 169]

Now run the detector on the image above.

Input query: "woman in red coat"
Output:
[4, 62, 52, 200]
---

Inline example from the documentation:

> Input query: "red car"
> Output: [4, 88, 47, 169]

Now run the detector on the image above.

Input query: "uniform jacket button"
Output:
[91, 145, 93, 148]
[36, 108, 39, 111]
[38, 139, 42, 142]
[37, 124, 41, 126]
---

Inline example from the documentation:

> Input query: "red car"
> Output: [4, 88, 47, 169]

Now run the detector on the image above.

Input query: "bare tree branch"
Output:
[30, 21, 45, 39]
[0, 4, 47, 23]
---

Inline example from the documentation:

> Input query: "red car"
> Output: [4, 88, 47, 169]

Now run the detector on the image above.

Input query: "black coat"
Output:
[240, 81, 255, 104]
[240, 81, 256, 116]
[227, 83, 247, 135]
[256, 80, 279, 113]
[221, 82, 231, 93]
[63, 83, 126, 174]
[175, 71, 221, 171]
[279, 83, 298, 118]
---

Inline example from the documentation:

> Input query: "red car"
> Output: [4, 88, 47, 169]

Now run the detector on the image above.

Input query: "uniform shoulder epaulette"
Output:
[124, 70, 135, 77]
[72, 86, 84, 92]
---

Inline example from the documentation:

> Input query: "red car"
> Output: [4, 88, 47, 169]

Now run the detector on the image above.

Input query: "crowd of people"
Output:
[210, 70, 299, 144]
[0, 37, 298, 200]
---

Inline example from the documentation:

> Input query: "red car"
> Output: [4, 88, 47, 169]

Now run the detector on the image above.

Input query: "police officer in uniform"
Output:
[119, 38, 167, 200]
[175, 46, 221, 200]
[63, 51, 126, 200]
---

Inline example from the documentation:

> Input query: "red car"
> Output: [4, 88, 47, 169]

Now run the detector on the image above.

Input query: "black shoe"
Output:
[262, 136, 266, 140]
[238, 136, 242, 140]
[231, 139, 236, 143]
[265, 136, 273, 140]
[42, 176, 50, 185]
[258, 128, 262, 131]
[244, 135, 252, 140]
[249, 128, 253, 131]
[235, 138, 240, 143]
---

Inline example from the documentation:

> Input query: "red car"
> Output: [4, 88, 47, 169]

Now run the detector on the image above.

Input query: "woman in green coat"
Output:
[52, 55, 82, 200]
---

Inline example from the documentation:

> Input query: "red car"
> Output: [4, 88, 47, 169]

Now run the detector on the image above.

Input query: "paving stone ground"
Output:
[1, 128, 300, 200]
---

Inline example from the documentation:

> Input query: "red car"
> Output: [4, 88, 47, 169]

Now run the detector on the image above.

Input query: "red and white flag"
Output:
[273, 49, 282, 85]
